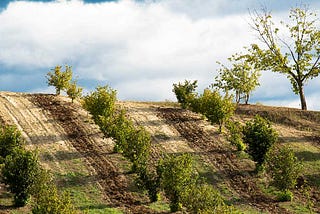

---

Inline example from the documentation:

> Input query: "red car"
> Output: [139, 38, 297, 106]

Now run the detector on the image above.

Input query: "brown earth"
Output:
[0, 92, 319, 213]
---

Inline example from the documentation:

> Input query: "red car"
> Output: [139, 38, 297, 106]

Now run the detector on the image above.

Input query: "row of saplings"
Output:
[0, 125, 76, 213]
[173, 80, 305, 202]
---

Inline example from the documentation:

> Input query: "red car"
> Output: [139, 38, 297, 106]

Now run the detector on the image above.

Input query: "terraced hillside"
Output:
[0, 92, 319, 213]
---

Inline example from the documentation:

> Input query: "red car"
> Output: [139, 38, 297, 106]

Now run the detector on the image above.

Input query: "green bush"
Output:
[182, 183, 234, 214]
[277, 189, 293, 202]
[196, 89, 235, 133]
[136, 168, 161, 202]
[172, 80, 198, 109]
[2, 148, 43, 207]
[226, 121, 246, 151]
[46, 65, 73, 95]
[82, 85, 117, 123]
[264, 145, 302, 191]
[243, 115, 278, 169]
[0, 125, 24, 163]
[157, 154, 197, 212]
[32, 184, 76, 214]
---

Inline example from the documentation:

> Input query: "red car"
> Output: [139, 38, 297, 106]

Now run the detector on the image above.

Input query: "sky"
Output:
[0, 0, 319, 110]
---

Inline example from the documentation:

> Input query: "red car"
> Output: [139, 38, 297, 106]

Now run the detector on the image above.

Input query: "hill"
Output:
[0, 92, 319, 213]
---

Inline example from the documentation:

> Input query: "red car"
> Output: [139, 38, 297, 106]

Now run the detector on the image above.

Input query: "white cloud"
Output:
[0, 0, 319, 110]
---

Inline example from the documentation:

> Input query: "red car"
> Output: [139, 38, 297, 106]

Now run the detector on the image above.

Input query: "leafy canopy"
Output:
[46, 65, 73, 95]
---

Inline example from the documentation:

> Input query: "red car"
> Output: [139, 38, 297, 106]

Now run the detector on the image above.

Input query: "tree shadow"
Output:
[295, 151, 320, 162]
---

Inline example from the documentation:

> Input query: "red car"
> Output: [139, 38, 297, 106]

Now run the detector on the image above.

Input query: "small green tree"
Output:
[157, 154, 197, 212]
[264, 145, 302, 191]
[46, 65, 73, 95]
[172, 80, 198, 109]
[66, 80, 83, 103]
[2, 148, 43, 207]
[197, 89, 235, 133]
[0, 125, 24, 163]
[243, 115, 278, 169]
[226, 121, 246, 151]
[214, 54, 261, 104]
[82, 85, 117, 123]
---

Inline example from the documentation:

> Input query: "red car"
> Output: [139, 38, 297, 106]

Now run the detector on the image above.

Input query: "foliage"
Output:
[214, 54, 260, 104]
[182, 183, 235, 214]
[46, 65, 73, 95]
[137, 169, 161, 202]
[277, 189, 294, 202]
[196, 89, 235, 133]
[157, 154, 197, 212]
[247, 7, 320, 110]
[32, 183, 76, 214]
[264, 145, 302, 191]
[172, 80, 198, 109]
[226, 121, 246, 151]
[0, 125, 24, 163]
[66, 80, 83, 103]
[243, 115, 278, 169]
[2, 148, 43, 207]
[82, 85, 117, 123]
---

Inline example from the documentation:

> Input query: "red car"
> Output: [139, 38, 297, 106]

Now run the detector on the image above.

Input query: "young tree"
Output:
[247, 7, 320, 110]
[172, 80, 198, 109]
[66, 80, 83, 103]
[46, 65, 73, 95]
[0, 125, 24, 163]
[214, 54, 261, 104]
[243, 115, 278, 169]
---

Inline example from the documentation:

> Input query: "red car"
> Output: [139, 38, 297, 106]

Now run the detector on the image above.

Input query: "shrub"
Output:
[173, 80, 198, 109]
[264, 145, 302, 191]
[277, 189, 293, 202]
[226, 121, 246, 151]
[66, 80, 83, 103]
[2, 148, 43, 207]
[243, 115, 278, 169]
[0, 125, 24, 163]
[157, 154, 197, 212]
[82, 85, 117, 123]
[182, 183, 234, 214]
[196, 89, 235, 133]
[137, 168, 161, 202]
[46, 65, 73, 95]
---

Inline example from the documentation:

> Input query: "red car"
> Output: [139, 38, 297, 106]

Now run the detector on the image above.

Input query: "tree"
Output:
[66, 80, 83, 103]
[157, 154, 197, 212]
[196, 89, 235, 133]
[46, 65, 73, 95]
[172, 80, 198, 109]
[214, 54, 261, 104]
[243, 115, 278, 169]
[248, 7, 320, 110]
[2, 148, 43, 206]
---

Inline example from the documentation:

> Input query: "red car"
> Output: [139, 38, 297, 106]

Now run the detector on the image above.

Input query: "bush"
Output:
[277, 189, 293, 202]
[157, 154, 197, 212]
[66, 80, 83, 103]
[136, 168, 161, 203]
[172, 80, 198, 109]
[32, 183, 76, 214]
[226, 121, 246, 151]
[46, 65, 73, 95]
[0, 125, 24, 163]
[196, 89, 235, 133]
[2, 148, 43, 207]
[182, 183, 234, 214]
[264, 145, 302, 191]
[243, 115, 278, 169]
[82, 85, 117, 123]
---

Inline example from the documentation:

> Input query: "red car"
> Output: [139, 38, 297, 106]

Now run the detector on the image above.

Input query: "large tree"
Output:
[248, 7, 320, 110]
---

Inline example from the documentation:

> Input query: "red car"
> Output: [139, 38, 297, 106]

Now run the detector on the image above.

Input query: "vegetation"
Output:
[247, 7, 320, 110]
[66, 80, 83, 103]
[2, 148, 43, 206]
[243, 115, 278, 169]
[226, 121, 246, 151]
[214, 53, 260, 104]
[46, 65, 73, 95]
[0, 125, 24, 163]
[264, 145, 302, 191]
[172, 80, 198, 109]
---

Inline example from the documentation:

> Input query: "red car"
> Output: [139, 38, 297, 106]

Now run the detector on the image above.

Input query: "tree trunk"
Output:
[298, 83, 307, 110]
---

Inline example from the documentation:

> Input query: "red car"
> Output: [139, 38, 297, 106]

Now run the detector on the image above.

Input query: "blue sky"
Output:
[0, 0, 319, 109]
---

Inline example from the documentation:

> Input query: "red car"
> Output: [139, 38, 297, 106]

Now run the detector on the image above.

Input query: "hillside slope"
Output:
[0, 92, 319, 213]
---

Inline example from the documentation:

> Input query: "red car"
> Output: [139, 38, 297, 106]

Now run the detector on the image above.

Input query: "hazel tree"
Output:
[247, 7, 320, 110]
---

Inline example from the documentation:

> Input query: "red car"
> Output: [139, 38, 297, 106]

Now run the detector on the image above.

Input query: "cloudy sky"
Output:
[0, 0, 319, 110]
